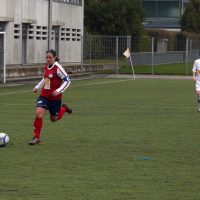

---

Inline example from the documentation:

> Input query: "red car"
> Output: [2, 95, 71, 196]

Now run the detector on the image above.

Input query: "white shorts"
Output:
[196, 80, 200, 91]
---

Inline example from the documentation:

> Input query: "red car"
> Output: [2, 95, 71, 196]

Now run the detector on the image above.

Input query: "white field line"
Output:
[0, 90, 32, 96]
[0, 79, 133, 96]
[0, 78, 193, 109]
[5, 104, 145, 107]
[72, 79, 133, 87]
[4, 103, 193, 109]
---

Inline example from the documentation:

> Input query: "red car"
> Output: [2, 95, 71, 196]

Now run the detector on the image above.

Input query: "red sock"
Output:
[33, 117, 43, 138]
[57, 106, 67, 120]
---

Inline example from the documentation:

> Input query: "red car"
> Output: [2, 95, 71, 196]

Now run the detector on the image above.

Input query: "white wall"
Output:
[0, 0, 84, 65]
[52, 2, 83, 63]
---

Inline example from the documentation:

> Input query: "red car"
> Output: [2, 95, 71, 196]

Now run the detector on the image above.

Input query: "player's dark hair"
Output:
[46, 49, 60, 62]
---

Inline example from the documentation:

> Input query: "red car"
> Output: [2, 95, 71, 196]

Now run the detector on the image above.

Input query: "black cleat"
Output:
[62, 104, 72, 114]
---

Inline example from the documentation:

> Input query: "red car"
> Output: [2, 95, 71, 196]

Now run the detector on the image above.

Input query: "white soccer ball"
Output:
[0, 133, 9, 147]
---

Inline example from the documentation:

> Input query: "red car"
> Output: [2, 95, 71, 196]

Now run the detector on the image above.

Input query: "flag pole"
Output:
[123, 48, 135, 80]
[129, 56, 135, 80]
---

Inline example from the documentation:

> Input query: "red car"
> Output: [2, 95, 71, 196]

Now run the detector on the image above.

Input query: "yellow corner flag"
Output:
[123, 48, 131, 58]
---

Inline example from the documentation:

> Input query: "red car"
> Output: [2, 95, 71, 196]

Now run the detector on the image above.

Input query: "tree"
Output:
[84, 0, 144, 37]
[181, 0, 200, 33]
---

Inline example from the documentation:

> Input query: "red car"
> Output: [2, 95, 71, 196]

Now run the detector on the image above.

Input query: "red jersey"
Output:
[35, 62, 71, 100]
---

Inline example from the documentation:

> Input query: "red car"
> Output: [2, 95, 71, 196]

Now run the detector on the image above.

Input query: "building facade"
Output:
[143, 0, 189, 30]
[0, 0, 84, 65]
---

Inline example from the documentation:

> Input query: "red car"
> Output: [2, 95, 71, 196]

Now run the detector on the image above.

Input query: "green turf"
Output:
[84, 59, 193, 76]
[119, 62, 193, 75]
[0, 78, 200, 200]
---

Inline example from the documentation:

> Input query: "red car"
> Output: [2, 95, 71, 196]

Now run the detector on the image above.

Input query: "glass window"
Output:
[0, 22, 6, 32]
[143, 1, 180, 18]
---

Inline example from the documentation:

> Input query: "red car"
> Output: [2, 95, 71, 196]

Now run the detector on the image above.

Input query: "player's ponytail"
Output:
[55, 56, 60, 62]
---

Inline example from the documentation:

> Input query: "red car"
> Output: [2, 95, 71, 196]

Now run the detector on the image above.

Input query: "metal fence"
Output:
[82, 35, 200, 75]
[0, 32, 5, 83]
[2, 34, 200, 82]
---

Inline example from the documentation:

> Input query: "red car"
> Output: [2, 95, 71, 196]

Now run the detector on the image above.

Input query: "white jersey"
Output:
[193, 59, 200, 81]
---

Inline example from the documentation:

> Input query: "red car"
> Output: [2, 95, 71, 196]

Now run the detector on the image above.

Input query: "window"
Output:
[0, 22, 6, 32]
[60, 27, 81, 42]
[143, 0, 180, 18]
[53, 0, 82, 5]
[14, 24, 21, 39]
[36, 26, 48, 40]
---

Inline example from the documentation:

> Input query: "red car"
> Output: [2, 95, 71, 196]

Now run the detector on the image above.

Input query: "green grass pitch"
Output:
[0, 77, 200, 200]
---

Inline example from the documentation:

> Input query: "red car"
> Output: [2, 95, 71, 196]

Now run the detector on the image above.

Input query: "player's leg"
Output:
[49, 100, 72, 122]
[195, 80, 200, 111]
[34, 107, 46, 137]
[57, 104, 72, 120]
[196, 90, 200, 112]
[29, 96, 47, 145]
[49, 100, 61, 122]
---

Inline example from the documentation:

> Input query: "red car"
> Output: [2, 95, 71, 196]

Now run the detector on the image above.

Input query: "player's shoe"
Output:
[62, 104, 72, 114]
[29, 137, 41, 145]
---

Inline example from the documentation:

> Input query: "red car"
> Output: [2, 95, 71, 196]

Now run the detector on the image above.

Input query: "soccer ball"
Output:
[0, 133, 9, 147]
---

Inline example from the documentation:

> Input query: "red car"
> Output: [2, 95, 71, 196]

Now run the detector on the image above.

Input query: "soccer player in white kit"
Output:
[192, 58, 200, 111]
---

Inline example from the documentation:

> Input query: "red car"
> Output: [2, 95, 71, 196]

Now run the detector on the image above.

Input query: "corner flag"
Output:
[123, 48, 131, 58]
[123, 48, 135, 79]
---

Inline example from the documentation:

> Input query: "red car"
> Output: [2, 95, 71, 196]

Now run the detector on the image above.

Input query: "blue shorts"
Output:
[36, 96, 61, 116]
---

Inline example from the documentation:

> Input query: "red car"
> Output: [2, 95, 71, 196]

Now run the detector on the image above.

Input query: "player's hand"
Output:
[33, 88, 38, 93]
[193, 77, 196, 82]
[52, 90, 59, 97]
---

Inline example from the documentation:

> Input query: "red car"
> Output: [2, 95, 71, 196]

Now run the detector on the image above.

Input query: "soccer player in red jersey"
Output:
[29, 49, 72, 145]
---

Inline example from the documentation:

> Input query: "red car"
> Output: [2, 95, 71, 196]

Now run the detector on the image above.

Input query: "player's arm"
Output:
[193, 71, 196, 82]
[34, 78, 45, 92]
[53, 63, 71, 96]
[192, 61, 197, 82]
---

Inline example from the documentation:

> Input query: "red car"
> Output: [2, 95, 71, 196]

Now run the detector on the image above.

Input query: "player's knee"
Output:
[50, 116, 58, 122]
[36, 112, 44, 118]
[36, 107, 45, 118]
